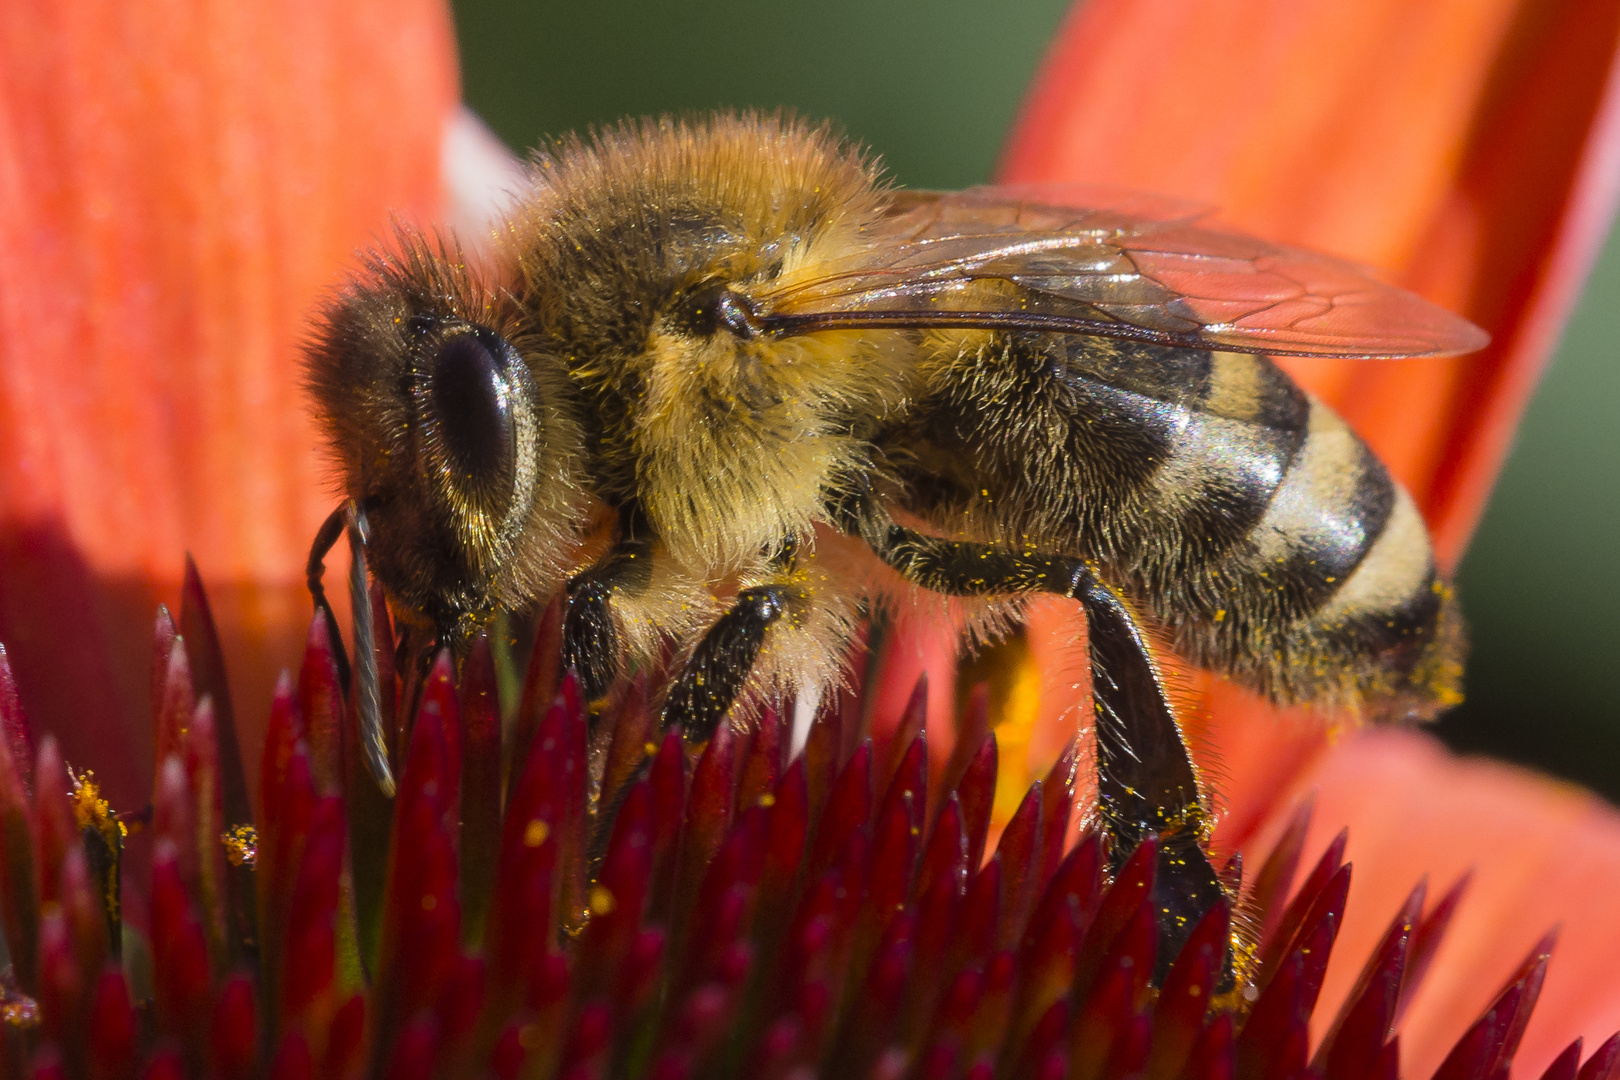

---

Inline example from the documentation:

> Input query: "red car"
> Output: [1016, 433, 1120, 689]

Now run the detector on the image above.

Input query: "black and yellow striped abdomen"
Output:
[896, 331, 1464, 721]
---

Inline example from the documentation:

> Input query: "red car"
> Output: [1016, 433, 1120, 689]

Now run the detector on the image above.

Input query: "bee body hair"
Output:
[306, 111, 1470, 730]
[503, 114, 916, 576]
[890, 330, 1463, 720]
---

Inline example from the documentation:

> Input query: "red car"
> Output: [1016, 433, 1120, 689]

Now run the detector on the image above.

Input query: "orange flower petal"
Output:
[0, 0, 458, 804]
[999, 0, 1620, 565]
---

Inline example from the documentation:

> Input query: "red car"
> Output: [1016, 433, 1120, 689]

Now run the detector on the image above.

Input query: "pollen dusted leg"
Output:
[566, 514, 819, 742]
[660, 585, 789, 739]
[858, 514, 1230, 982]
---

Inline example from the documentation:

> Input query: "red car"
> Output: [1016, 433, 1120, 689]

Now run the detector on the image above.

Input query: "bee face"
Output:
[306, 237, 586, 639]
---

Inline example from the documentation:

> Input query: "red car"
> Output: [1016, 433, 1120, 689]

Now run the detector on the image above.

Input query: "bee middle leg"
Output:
[660, 533, 818, 740]
[659, 584, 792, 740]
[857, 512, 1230, 982]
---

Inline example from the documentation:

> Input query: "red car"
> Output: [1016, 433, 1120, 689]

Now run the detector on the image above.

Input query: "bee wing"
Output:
[755, 186, 1489, 359]
[878, 183, 1217, 229]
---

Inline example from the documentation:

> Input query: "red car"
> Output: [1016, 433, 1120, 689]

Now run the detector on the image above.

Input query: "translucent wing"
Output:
[753, 185, 1488, 358]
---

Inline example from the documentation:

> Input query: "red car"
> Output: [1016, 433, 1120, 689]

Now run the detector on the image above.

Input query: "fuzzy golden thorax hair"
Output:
[500, 113, 916, 574]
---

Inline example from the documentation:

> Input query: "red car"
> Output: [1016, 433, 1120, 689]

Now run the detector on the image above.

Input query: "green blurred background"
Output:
[450, 0, 1620, 801]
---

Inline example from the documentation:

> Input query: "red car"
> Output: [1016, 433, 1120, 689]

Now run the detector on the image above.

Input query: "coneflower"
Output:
[0, 564, 1610, 1080]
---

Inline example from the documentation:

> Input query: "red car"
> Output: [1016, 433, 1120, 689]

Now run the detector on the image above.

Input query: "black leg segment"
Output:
[564, 575, 623, 702]
[306, 504, 354, 691]
[661, 585, 789, 741]
[561, 511, 654, 702]
[857, 510, 1229, 983]
[872, 522, 1088, 597]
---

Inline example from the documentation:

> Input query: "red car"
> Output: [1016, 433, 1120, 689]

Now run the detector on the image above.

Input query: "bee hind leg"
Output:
[1081, 576, 1232, 986]
[858, 513, 1231, 985]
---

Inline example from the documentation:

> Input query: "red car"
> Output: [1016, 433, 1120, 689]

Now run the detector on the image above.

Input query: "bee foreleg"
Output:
[563, 532, 655, 702]
[660, 585, 789, 741]
[305, 504, 354, 689]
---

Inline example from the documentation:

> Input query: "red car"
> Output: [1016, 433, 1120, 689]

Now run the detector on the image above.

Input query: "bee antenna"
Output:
[347, 502, 396, 798]
[306, 505, 354, 693]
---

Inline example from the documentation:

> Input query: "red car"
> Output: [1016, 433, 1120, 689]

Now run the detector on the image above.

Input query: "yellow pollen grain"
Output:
[0, 993, 39, 1030]
[1213, 609, 1227, 622]
[524, 819, 550, 847]
[222, 824, 259, 868]
[590, 885, 616, 916]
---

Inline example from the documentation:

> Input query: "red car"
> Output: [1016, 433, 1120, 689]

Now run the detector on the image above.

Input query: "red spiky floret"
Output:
[0, 574, 1608, 1080]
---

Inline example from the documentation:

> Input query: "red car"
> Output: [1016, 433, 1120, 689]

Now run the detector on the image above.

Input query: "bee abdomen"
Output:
[915, 335, 1463, 720]
[1149, 376, 1462, 719]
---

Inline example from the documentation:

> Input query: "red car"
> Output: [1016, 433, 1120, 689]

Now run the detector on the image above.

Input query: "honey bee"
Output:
[305, 113, 1483, 962]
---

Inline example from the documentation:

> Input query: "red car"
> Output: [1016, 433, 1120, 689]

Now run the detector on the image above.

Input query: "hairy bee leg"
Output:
[563, 526, 655, 702]
[660, 585, 789, 741]
[563, 571, 629, 701]
[862, 519, 1211, 840]
[1081, 578, 1230, 984]
[860, 516, 1228, 982]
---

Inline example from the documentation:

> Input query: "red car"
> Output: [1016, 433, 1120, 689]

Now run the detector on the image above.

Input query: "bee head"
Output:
[305, 229, 587, 642]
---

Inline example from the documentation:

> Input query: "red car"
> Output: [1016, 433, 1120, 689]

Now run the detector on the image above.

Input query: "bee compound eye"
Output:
[428, 329, 518, 493]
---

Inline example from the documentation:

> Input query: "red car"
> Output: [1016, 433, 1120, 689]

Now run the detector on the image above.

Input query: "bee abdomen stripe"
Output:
[1148, 409, 1305, 551]
[1102, 350, 1312, 562]
[1237, 396, 1395, 614]
[1308, 485, 1437, 639]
